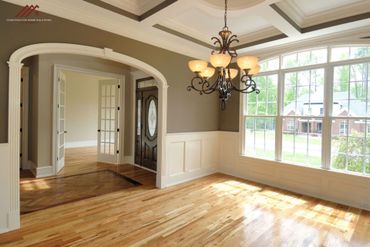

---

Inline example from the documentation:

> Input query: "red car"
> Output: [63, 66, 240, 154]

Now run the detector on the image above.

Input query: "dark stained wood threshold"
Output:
[83, 0, 178, 22]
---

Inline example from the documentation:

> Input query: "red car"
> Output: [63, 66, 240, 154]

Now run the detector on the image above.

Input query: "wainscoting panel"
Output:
[184, 140, 201, 172]
[165, 132, 219, 186]
[219, 131, 370, 211]
[167, 141, 185, 176]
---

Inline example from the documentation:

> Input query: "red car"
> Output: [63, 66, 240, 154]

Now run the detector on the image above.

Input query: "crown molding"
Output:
[83, 0, 177, 21]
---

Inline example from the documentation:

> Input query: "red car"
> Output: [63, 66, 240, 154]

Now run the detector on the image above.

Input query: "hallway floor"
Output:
[20, 147, 156, 214]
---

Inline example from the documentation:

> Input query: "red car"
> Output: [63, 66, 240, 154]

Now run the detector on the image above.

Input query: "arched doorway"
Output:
[7, 43, 168, 230]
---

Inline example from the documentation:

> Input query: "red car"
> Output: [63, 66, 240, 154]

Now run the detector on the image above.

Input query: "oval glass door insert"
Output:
[148, 99, 157, 137]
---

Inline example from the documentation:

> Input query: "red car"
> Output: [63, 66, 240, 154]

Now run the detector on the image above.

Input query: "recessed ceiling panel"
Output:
[291, 0, 363, 16]
[101, 0, 165, 15]
[161, 5, 272, 44]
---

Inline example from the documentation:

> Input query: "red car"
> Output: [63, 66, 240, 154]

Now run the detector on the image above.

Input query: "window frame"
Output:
[240, 45, 370, 177]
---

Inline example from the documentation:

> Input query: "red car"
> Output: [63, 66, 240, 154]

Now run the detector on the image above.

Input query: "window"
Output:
[331, 46, 370, 62]
[339, 121, 348, 135]
[242, 45, 370, 176]
[282, 48, 327, 69]
[259, 57, 279, 72]
[331, 62, 370, 175]
[244, 74, 278, 160]
[282, 68, 324, 167]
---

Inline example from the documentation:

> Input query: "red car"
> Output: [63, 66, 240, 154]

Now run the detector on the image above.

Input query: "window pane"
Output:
[331, 46, 370, 61]
[245, 74, 278, 115]
[245, 117, 275, 159]
[283, 69, 325, 116]
[331, 119, 370, 175]
[282, 117, 322, 167]
[260, 57, 279, 72]
[282, 48, 327, 68]
[333, 63, 369, 117]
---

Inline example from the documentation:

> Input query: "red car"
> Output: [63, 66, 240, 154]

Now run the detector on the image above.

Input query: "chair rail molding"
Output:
[5, 43, 169, 233]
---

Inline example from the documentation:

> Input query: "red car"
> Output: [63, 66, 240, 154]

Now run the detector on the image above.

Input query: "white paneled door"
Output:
[98, 79, 120, 164]
[56, 71, 67, 173]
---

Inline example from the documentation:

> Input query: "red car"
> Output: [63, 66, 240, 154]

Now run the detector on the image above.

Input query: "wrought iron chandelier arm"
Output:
[201, 78, 219, 94]
[231, 74, 260, 94]
[187, 74, 206, 94]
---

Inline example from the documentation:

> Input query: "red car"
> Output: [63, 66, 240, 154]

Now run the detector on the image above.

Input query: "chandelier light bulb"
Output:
[188, 60, 208, 73]
[225, 68, 239, 79]
[210, 53, 232, 68]
[200, 67, 216, 79]
[237, 56, 259, 70]
[249, 65, 261, 75]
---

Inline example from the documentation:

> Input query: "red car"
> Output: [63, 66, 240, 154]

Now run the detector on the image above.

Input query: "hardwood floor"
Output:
[20, 147, 156, 213]
[1, 147, 369, 246]
[21, 147, 156, 186]
[21, 170, 140, 214]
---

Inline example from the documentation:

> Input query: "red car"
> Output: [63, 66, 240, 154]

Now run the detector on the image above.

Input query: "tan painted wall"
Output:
[64, 71, 101, 145]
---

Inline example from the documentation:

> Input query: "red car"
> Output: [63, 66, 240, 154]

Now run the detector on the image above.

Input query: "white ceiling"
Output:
[3, 0, 370, 59]
[160, 5, 272, 44]
[290, 0, 363, 16]
[101, 0, 165, 15]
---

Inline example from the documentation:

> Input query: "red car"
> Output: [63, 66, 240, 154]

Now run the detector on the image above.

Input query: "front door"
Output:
[135, 86, 158, 171]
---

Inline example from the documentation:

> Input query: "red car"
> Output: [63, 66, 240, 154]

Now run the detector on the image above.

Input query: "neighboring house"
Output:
[283, 90, 369, 136]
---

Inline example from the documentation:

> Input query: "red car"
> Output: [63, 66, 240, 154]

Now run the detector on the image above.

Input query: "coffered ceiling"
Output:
[3, 0, 370, 59]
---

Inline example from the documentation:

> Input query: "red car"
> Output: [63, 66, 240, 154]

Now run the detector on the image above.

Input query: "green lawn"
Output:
[246, 130, 322, 166]
[247, 130, 321, 145]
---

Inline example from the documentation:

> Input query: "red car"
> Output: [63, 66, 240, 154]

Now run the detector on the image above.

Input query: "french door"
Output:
[56, 70, 67, 173]
[97, 79, 120, 164]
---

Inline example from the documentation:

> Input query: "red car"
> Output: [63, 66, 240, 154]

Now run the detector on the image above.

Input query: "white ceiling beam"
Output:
[255, 5, 302, 37]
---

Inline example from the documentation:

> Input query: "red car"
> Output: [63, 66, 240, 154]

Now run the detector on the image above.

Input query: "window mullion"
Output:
[276, 71, 284, 161]
[322, 63, 333, 169]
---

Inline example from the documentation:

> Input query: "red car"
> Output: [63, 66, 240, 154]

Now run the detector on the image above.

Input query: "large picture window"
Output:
[242, 45, 370, 176]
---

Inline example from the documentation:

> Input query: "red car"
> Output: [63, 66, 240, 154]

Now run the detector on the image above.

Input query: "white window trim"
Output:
[240, 45, 370, 176]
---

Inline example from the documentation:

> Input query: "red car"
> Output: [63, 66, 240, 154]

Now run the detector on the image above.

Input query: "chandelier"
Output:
[187, 0, 260, 110]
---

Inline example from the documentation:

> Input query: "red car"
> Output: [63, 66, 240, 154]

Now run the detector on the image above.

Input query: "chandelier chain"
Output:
[224, 0, 228, 28]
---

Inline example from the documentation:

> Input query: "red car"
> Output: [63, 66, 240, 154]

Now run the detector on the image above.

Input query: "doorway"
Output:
[54, 65, 125, 174]
[6, 43, 168, 231]
[135, 77, 158, 172]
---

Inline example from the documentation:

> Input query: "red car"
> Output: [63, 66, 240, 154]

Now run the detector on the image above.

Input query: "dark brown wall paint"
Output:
[0, 1, 219, 143]
[218, 92, 239, 132]
[218, 71, 239, 132]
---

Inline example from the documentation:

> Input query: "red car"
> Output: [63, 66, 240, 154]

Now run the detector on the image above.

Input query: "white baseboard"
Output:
[35, 166, 54, 178]
[65, 140, 97, 148]
[123, 155, 134, 164]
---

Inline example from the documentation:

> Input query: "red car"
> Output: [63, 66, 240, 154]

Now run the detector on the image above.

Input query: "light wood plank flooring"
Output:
[1, 147, 369, 246]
